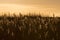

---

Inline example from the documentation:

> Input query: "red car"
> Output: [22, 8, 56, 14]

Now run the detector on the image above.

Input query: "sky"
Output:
[0, 0, 60, 16]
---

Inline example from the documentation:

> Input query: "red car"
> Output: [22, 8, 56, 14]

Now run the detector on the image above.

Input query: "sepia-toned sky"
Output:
[0, 0, 60, 16]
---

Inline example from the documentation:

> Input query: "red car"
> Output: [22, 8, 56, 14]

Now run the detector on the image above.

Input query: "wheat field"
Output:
[0, 13, 60, 40]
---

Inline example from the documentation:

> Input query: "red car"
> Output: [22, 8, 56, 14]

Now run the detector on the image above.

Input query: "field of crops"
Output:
[0, 14, 60, 40]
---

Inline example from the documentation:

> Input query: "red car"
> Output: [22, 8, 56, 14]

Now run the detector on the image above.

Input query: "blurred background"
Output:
[0, 0, 60, 16]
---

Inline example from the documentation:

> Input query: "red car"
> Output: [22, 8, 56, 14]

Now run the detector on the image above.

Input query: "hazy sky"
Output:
[0, 0, 60, 6]
[0, 0, 60, 16]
